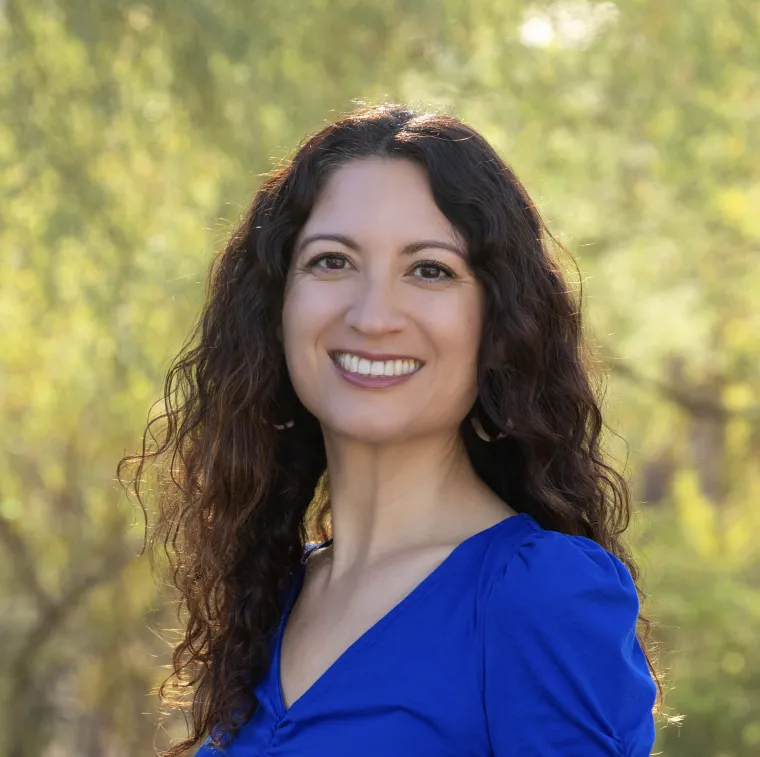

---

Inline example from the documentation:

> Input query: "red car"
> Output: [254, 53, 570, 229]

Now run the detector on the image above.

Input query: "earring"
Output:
[273, 419, 295, 430]
[470, 414, 508, 442]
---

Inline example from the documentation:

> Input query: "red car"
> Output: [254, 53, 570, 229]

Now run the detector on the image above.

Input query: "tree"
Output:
[1, 1, 758, 754]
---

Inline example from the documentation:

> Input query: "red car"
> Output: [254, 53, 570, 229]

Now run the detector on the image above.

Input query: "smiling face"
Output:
[281, 158, 485, 443]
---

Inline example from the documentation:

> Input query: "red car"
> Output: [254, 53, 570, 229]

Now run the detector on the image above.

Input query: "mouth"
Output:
[328, 350, 424, 388]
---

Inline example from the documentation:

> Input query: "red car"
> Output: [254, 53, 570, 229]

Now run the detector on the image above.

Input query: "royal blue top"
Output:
[196, 512, 657, 756]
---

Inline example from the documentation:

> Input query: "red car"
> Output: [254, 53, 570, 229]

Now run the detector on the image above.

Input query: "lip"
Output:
[328, 349, 425, 364]
[329, 351, 422, 389]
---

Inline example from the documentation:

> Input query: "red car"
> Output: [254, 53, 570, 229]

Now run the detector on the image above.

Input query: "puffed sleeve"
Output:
[482, 530, 657, 756]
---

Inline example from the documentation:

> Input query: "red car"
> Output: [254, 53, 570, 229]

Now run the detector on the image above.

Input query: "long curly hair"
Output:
[118, 102, 664, 756]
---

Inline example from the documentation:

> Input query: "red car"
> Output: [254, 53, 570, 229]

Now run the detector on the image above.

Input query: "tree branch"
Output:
[5, 548, 135, 757]
[598, 344, 760, 423]
[0, 515, 54, 612]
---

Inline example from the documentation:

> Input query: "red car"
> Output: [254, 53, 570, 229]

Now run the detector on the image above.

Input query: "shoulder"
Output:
[479, 524, 657, 755]
[479, 524, 647, 699]
[483, 524, 641, 632]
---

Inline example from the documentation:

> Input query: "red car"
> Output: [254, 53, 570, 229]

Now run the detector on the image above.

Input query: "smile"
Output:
[331, 351, 423, 377]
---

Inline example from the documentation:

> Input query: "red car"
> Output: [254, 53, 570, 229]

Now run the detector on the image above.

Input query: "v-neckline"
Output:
[273, 511, 530, 718]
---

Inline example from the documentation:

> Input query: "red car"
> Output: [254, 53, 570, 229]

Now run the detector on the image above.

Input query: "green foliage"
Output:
[640, 505, 760, 756]
[1, 1, 758, 755]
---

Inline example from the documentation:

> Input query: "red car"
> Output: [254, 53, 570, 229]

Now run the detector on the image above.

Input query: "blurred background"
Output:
[1, 1, 759, 755]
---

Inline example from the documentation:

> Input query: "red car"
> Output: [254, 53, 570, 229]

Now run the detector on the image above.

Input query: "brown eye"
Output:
[310, 254, 350, 271]
[412, 261, 455, 281]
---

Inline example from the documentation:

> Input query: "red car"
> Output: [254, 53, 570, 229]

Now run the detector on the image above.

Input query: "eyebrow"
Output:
[295, 233, 467, 260]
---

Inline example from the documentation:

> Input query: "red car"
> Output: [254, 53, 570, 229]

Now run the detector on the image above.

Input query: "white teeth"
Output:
[334, 353, 421, 377]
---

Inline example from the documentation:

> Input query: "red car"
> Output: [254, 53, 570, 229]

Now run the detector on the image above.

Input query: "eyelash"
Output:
[304, 253, 456, 282]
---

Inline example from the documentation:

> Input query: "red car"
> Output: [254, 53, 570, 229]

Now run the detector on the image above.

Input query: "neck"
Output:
[318, 427, 511, 578]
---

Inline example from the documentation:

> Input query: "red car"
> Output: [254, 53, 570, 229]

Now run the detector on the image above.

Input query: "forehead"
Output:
[300, 158, 462, 244]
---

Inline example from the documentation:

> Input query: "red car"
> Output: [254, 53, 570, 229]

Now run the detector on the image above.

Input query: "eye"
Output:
[307, 253, 352, 272]
[411, 260, 456, 282]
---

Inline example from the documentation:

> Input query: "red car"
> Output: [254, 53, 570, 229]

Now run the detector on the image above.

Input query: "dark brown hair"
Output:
[118, 102, 663, 755]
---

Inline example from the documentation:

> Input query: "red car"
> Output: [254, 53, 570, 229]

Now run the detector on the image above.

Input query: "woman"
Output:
[119, 103, 662, 756]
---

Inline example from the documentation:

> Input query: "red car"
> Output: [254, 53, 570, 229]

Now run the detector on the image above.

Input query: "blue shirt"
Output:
[197, 512, 657, 755]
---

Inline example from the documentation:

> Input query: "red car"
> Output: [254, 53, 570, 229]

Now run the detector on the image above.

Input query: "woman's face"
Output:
[282, 157, 484, 443]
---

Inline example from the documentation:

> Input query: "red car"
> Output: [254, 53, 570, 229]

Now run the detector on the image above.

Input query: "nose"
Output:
[344, 276, 406, 336]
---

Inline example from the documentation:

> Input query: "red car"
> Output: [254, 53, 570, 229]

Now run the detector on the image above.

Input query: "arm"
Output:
[482, 531, 657, 756]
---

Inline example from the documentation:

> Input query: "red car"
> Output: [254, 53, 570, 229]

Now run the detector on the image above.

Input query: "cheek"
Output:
[281, 280, 337, 376]
[427, 291, 483, 362]
[280, 289, 316, 411]
[283, 278, 335, 326]
[281, 284, 307, 378]
[452, 308, 484, 408]
[282, 281, 320, 344]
